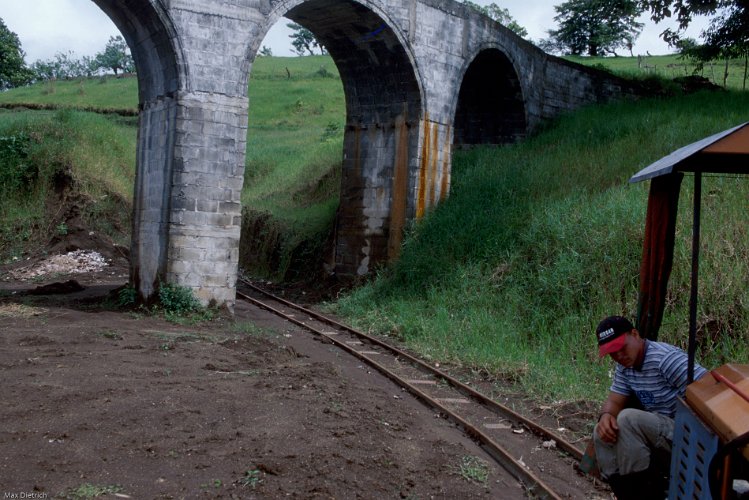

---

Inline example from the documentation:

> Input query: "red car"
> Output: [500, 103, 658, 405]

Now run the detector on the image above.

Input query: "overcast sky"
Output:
[3, 0, 709, 63]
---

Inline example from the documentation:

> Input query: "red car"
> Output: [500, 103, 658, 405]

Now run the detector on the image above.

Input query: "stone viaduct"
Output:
[92, 0, 637, 310]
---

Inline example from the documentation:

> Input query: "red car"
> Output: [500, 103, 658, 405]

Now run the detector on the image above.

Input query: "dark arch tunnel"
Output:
[454, 48, 526, 146]
[281, 0, 424, 274]
[285, 0, 421, 125]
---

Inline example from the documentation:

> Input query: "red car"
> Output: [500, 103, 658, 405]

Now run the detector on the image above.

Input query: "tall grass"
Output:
[241, 56, 344, 278]
[334, 90, 749, 401]
[0, 109, 136, 259]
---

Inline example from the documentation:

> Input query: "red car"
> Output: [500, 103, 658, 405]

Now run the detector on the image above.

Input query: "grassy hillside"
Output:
[0, 76, 138, 110]
[0, 108, 136, 259]
[1, 55, 746, 404]
[241, 56, 344, 278]
[567, 53, 749, 90]
[333, 90, 749, 401]
[0, 56, 345, 277]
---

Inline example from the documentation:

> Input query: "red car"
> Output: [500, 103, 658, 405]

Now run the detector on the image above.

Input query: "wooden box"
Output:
[685, 363, 749, 459]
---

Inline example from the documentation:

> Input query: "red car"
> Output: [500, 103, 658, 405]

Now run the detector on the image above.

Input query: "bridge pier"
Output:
[131, 92, 248, 309]
[334, 114, 414, 276]
[333, 114, 453, 276]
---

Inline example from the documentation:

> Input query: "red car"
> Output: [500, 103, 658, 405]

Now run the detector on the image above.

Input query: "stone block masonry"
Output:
[167, 92, 248, 308]
[101, 0, 641, 310]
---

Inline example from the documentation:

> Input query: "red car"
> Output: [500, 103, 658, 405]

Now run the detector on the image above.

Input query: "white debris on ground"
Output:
[5, 250, 110, 281]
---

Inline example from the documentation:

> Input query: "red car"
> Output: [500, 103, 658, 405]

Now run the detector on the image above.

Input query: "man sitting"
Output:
[593, 315, 708, 499]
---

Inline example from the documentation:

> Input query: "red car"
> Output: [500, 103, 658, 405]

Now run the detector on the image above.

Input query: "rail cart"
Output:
[629, 122, 749, 499]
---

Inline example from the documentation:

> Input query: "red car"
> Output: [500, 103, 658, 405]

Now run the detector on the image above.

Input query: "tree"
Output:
[287, 23, 326, 56]
[30, 51, 98, 81]
[543, 0, 644, 56]
[0, 18, 33, 89]
[95, 36, 134, 76]
[462, 1, 529, 38]
[259, 45, 273, 57]
[684, 3, 749, 88]
[646, 1, 748, 88]
[637, 0, 727, 43]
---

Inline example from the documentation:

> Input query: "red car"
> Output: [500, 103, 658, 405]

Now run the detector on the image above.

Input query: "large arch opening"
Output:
[237, 27, 346, 282]
[243, 0, 423, 279]
[453, 48, 526, 146]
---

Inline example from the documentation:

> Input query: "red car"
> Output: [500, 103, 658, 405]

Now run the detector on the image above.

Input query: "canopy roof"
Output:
[630, 122, 749, 183]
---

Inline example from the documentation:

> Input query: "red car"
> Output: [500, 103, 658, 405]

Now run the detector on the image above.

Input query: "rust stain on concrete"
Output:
[387, 113, 410, 260]
[429, 121, 439, 208]
[440, 124, 451, 202]
[417, 114, 430, 219]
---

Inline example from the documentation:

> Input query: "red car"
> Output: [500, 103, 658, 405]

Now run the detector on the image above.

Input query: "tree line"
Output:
[541, 0, 748, 63]
[30, 35, 134, 82]
[0, 18, 133, 90]
[2, 1, 748, 89]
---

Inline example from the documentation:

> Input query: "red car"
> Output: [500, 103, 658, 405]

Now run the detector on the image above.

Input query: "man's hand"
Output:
[596, 412, 619, 443]
[595, 391, 628, 443]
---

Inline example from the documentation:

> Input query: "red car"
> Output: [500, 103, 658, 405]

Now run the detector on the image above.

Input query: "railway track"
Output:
[236, 278, 605, 499]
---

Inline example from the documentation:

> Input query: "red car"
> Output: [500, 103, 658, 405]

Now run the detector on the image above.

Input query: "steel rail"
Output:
[239, 278, 583, 461]
[236, 289, 563, 500]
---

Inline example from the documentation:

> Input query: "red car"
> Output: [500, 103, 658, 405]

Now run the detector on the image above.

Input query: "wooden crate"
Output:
[686, 363, 749, 460]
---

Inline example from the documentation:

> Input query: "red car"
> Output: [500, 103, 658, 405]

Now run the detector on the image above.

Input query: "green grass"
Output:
[242, 56, 344, 277]
[455, 455, 489, 485]
[0, 108, 136, 260]
[60, 483, 124, 499]
[0, 75, 138, 110]
[333, 90, 749, 401]
[244, 56, 344, 208]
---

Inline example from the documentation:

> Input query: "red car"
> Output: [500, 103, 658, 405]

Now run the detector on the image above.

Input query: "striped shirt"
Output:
[610, 340, 708, 418]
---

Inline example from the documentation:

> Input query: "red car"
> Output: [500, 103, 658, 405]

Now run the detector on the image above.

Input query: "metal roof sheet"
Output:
[629, 122, 749, 183]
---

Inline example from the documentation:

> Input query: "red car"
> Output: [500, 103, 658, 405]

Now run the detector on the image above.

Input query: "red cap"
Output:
[596, 316, 634, 358]
[598, 333, 627, 357]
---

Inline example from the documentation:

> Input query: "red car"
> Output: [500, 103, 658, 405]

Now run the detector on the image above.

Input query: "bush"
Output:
[116, 284, 137, 308]
[157, 283, 202, 315]
[0, 132, 36, 195]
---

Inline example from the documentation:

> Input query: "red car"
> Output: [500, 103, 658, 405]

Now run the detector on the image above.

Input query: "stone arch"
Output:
[92, 0, 184, 300]
[245, 0, 425, 275]
[453, 47, 527, 145]
[61, 0, 634, 310]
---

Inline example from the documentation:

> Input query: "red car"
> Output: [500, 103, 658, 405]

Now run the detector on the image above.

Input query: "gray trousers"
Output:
[593, 408, 674, 478]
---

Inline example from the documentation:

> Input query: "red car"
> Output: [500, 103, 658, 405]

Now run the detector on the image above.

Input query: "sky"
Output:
[2, 0, 710, 64]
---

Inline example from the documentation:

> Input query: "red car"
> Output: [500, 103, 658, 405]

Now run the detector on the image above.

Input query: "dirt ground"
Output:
[0, 237, 605, 499]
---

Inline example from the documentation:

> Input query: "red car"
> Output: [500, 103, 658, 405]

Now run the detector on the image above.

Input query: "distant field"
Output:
[566, 53, 749, 90]
[0, 56, 346, 208]
[0, 75, 138, 110]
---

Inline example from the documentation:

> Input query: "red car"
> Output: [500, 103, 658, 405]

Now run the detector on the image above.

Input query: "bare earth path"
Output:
[0, 251, 608, 499]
